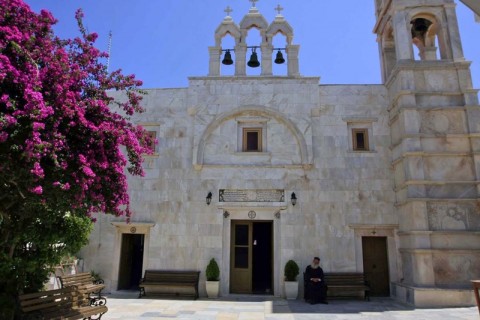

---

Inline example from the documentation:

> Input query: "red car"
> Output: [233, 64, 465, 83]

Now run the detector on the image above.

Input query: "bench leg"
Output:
[88, 310, 107, 320]
[90, 289, 107, 306]
[90, 296, 107, 307]
[365, 291, 370, 301]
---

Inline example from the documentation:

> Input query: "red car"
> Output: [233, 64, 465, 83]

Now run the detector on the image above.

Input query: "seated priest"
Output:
[304, 257, 328, 304]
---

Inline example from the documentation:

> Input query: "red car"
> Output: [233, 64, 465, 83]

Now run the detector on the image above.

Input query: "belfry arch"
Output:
[208, 3, 300, 77]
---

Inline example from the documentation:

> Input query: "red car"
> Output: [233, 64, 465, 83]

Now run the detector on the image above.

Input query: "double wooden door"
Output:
[230, 221, 273, 294]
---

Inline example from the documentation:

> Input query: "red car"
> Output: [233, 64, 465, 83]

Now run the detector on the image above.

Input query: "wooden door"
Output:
[362, 237, 390, 296]
[118, 234, 144, 290]
[230, 221, 253, 293]
[118, 234, 133, 290]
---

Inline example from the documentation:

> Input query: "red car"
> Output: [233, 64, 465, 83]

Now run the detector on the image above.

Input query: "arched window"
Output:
[272, 33, 288, 76]
[382, 25, 397, 80]
[410, 15, 446, 61]
[245, 27, 262, 76]
[220, 34, 236, 76]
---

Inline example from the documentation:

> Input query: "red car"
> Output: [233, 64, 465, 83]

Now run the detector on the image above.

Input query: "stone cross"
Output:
[249, 0, 259, 7]
[275, 4, 284, 15]
[224, 6, 233, 16]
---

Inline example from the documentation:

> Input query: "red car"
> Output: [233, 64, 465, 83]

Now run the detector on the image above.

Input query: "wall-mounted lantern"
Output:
[206, 192, 212, 205]
[291, 192, 297, 206]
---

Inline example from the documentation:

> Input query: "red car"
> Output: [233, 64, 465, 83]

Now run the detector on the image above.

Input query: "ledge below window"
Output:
[347, 150, 377, 154]
[234, 152, 271, 156]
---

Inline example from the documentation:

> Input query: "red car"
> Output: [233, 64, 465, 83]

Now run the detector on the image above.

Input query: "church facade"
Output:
[79, 0, 480, 307]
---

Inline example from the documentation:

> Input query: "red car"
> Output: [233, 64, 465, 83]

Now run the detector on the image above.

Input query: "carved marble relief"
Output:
[420, 111, 465, 134]
[427, 202, 480, 230]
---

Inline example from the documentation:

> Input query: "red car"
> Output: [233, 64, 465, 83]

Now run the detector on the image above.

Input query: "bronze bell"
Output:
[247, 51, 260, 68]
[411, 18, 432, 39]
[222, 50, 233, 65]
[274, 50, 285, 64]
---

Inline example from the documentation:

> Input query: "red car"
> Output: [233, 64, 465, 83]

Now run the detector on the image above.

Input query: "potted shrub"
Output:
[284, 259, 300, 300]
[205, 258, 220, 298]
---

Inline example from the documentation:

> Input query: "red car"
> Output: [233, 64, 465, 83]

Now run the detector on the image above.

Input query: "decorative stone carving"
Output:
[427, 202, 480, 231]
[420, 111, 465, 134]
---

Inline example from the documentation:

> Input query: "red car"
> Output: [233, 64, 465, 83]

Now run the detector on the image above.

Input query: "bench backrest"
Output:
[19, 286, 82, 314]
[58, 272, 95, 288]
[143, 270, 200, 284]
[324, 273, 367, 285]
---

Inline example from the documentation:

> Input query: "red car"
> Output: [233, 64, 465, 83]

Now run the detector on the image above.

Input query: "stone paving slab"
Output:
[103, 293, 479, 320]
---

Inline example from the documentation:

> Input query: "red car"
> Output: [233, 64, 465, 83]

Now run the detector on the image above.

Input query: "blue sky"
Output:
[26, 0, 480, 89]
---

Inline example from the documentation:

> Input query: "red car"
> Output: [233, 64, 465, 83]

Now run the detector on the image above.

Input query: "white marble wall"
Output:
[81, 78, 397, 297]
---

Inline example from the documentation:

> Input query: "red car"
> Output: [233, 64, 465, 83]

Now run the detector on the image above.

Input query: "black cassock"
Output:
[304, 265, 327, 303]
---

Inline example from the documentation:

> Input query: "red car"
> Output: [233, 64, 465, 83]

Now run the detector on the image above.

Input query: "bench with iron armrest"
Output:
[19, 286, 108, 320]
[324, 272, 370, 301]
[139, 270, 200, 299]
[58, 272, 106, 306]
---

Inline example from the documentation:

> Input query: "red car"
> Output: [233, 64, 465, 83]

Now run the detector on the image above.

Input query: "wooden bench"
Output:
[139, 270, 200, 299]
[58, 272, 106, 306]
[19, 286, 108, 320]
[324, 273, 370, 301]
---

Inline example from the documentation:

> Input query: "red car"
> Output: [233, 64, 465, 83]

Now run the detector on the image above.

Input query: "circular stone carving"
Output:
[433, 114, 449, 133]
[130, 226, 137, 234]
[248, 211, 257, 219]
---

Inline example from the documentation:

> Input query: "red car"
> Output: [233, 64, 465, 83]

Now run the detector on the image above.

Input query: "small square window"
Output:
[145, 131, 156, 152]
[352, 129, 369, 151]
[243, 128, 262, 152]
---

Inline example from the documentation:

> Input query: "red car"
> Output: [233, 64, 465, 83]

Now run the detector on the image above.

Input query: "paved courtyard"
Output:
[104, 292, 478, 319]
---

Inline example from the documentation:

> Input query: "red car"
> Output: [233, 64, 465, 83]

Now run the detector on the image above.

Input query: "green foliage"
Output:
[1, 0, 149, 318]
[284, 260, 299, 281]
[90, 270, 101, 282]
[0, 211, 93, 319]
[205, 258, 220, 281]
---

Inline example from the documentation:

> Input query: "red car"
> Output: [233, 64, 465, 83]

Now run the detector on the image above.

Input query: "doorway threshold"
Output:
[221, 294, 279, 302]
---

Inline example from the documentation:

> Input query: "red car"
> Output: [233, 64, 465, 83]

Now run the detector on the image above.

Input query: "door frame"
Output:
[222, 209, 281, 296]
[349, 224, 399, 294]
[118, 233, 145, 290]
[111, 222, 154, 291]
[230, 220, 274, 294]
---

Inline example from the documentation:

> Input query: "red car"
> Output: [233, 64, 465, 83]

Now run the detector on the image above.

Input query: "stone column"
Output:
[208, 46, 221, 76]
[235, 44, 247, 76]
[424, 47, 438, 60]
[392, 11, 414, 60]
[286, 44, 300, 77]
[383, 46, 397, 80]
[444, 4, 465, 61]
[261, 44, 273, 76]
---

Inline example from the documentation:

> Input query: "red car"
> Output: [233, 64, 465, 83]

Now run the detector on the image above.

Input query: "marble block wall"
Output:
[80, 78, 398, 297]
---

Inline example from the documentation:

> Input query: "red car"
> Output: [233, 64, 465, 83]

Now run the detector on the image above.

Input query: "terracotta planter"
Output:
[206, 280, 219, 298]
[284, 281, 298, 300]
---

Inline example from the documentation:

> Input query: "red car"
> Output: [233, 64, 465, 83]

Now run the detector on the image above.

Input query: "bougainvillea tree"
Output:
[0, 0, 152, 316]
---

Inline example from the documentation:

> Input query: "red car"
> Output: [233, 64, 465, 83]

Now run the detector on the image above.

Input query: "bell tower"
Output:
[374, 0, 480, 307]
[208, 2, 299, 77]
